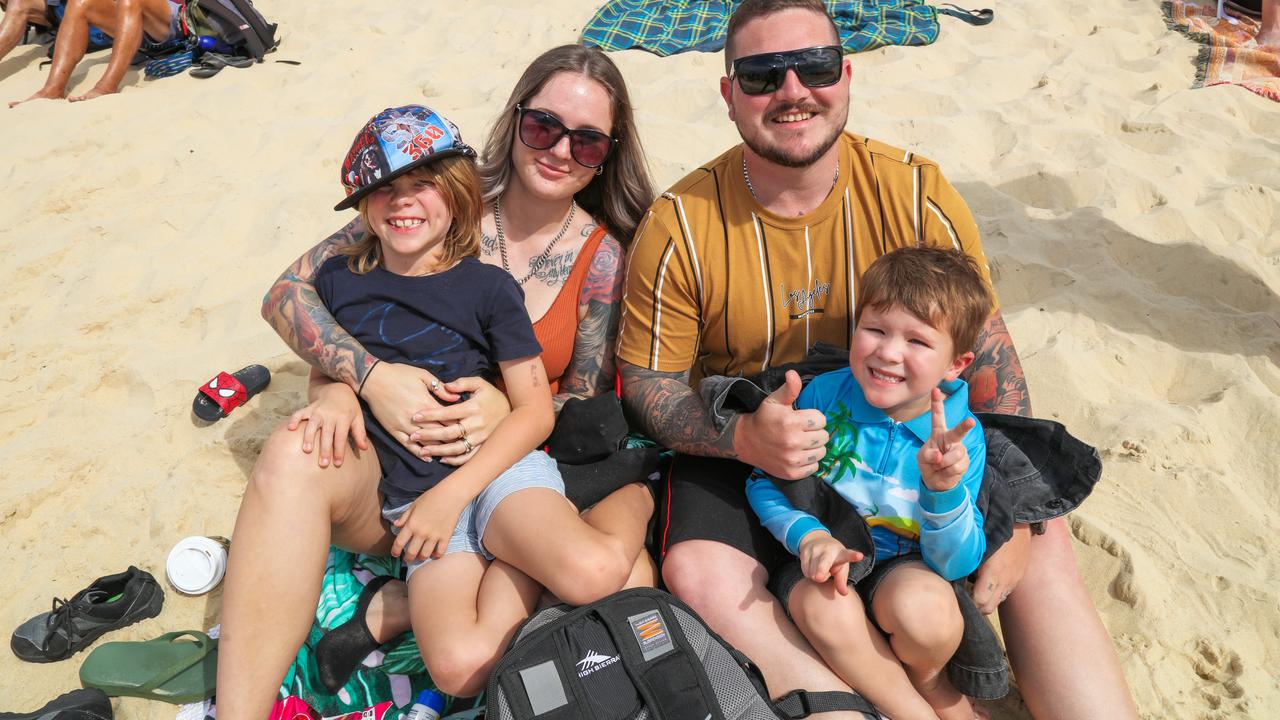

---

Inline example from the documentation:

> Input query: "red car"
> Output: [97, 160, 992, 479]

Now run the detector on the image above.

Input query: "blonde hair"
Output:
[343, 155, 484, 274]
[478, 45, 655, 244]
[855, 247, 993, 355]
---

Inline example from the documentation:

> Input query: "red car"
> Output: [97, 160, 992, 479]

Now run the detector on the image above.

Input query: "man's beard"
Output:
[742, 103, 846, 168]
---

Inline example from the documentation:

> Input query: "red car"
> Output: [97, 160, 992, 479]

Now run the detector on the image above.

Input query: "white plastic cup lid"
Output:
[166, 536, 229, 595]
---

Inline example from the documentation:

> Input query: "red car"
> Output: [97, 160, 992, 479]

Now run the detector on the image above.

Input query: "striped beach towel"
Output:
[1162, 0, 1279, 102]
[581, 0, 941, 57]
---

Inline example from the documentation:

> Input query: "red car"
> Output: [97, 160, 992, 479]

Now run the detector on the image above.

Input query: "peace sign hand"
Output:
[917, 387, 976, 492]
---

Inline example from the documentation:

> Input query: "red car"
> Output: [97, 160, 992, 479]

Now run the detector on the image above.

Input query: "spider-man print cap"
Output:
[336, 105, 477, 211]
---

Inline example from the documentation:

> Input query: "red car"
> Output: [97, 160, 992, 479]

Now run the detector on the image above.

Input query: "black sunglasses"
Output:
[515, 105, 617, 169]
[730, 45, 844, 96]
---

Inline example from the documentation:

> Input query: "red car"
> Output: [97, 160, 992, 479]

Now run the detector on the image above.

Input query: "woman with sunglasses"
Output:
[221, 45, 657, 709]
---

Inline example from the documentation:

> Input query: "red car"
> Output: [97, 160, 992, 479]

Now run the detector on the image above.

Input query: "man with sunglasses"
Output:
[618, 1, 1138, 718]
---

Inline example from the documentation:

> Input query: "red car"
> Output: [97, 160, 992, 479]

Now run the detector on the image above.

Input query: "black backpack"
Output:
[484, 588, 878, 720]
[180, 0, 278, 60]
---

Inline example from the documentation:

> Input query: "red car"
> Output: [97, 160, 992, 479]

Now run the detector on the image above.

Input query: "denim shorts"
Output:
[382, 450, 565, 580]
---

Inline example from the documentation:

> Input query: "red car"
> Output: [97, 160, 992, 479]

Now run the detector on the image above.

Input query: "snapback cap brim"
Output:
[334, 146, 476, 212]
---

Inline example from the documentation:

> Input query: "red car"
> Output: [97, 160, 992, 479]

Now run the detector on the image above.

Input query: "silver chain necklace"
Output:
[742, 155, 840, 201]
[494, 197, 577, 286]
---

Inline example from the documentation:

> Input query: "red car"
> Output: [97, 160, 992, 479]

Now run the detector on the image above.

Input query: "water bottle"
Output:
[195, 35, 235, 54]
[403, 690, 445, 720]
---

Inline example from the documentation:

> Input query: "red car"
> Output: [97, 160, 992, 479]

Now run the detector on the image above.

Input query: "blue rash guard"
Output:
[746, 369, 987, 581]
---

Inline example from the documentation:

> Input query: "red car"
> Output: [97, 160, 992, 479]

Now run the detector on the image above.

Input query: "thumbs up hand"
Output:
[733, 370, 829, 480]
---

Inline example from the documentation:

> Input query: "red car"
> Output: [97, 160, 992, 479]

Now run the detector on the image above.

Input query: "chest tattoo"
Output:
[526, 249, 578, 287]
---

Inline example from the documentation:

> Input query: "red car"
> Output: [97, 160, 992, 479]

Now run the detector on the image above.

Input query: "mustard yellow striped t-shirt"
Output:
[618, 132, 995, 384]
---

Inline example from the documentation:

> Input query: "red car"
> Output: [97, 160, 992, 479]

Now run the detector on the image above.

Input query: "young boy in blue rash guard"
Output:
[747, 247, 994, 720]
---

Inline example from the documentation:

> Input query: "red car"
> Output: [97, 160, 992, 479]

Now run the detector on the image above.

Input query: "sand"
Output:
[0, 1, 1276, 718]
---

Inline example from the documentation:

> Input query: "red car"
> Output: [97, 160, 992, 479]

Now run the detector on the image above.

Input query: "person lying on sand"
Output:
[9, 0, 180, 106]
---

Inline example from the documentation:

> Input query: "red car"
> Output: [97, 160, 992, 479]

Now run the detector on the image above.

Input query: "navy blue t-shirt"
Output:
[315, 255, 542, 506]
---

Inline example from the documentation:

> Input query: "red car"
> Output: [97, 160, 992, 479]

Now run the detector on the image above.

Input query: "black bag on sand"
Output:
[181, 0, 278, 60]
[484, 587, 878, 720]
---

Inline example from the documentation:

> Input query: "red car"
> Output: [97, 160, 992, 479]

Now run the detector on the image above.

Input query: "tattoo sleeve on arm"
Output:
[261, 217, 378, 389]
[963, 311, 1033, 417]
[619, 362, 737, 458]
[554, 235, 623, 413]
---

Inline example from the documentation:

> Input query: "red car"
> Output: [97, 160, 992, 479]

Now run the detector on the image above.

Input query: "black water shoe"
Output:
[11, 566, 164, 663]
[0, 689, 113, 720]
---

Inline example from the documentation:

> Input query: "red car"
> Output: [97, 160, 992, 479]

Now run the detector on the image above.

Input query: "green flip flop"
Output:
[79, 630, 218, 704]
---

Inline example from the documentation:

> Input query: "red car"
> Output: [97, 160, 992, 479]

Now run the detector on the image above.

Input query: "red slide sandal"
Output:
[192, 364, 271, 422]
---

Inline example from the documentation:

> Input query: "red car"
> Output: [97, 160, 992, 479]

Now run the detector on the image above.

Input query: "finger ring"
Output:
[430, 379, 440, 392]
[457, 421, 467, 441]
[462, 437, 474, 454]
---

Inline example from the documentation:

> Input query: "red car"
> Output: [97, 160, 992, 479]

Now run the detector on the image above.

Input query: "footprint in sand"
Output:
[1070, 517, 1140, 609]
[1117, 119, 1177, 155]
[1192, 639, 1247, 715]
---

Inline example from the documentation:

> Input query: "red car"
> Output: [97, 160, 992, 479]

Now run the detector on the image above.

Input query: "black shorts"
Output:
[771, 551, 1010, 701]
[655, 454, 789, 572]
[658, 456, 1009, 699]
[769, 552, 924, 628]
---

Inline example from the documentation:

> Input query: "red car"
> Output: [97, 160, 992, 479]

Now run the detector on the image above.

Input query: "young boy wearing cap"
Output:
[747, 247, 994, 720]
[292, 105, 632, 696]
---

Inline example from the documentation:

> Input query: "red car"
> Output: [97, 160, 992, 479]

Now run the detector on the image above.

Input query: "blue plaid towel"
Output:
[581, 0, 940, 57]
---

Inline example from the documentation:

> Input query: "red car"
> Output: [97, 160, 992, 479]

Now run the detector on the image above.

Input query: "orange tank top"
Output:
[532, 226, 607, 394]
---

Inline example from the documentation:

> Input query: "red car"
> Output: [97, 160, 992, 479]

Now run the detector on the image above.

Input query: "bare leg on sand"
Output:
[10, 0, 173, 106]
[215, 421, 394, 720]
[1258, 0, 1280, 47]
[0, 0, 48, 67]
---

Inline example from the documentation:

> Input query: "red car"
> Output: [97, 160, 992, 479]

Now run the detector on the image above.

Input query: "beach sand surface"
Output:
[0, 1, 1276, 718]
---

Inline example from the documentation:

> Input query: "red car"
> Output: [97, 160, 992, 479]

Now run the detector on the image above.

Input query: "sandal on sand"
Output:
[936, 3, 994, 25]
[79, 631, 217, 704]
[144, 50, 194, 79]
[189, 52, 254, 78]
[193, 364, 270, 421]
